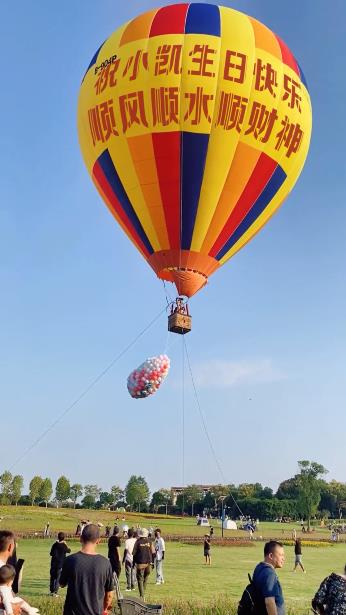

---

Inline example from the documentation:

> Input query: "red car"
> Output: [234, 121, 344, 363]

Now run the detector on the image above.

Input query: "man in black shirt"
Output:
[133, 528, 155, 599]
[108, 526, 121, 578]
[60, 523, 114, 615]
[50, 532, 71, 596]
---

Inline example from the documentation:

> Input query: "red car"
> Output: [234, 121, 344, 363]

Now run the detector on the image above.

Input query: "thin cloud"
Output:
[192, 358, 285, 389]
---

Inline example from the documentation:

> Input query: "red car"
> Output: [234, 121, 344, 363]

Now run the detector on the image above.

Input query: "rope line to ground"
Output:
[183, 336, 244, 518]
[10, 305, 167, 471]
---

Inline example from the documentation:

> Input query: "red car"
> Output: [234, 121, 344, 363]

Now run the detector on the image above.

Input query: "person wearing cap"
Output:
[132, 529, 155, 599]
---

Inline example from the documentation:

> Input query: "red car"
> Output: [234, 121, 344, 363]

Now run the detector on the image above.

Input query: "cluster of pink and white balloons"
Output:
[127, 355, 170, 398]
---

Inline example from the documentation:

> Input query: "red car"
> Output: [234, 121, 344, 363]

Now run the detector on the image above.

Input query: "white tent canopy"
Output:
[222, 519, 237, 530]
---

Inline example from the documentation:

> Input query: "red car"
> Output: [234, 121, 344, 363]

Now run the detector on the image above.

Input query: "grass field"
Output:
[0, 505, 335, 540]
[14, 538, 346, 614]
[1, 506, 343, 614]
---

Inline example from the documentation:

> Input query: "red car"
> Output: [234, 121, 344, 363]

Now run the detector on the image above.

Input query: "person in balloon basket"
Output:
[132, 528, 155, 599]
[60, 524, 114, 615]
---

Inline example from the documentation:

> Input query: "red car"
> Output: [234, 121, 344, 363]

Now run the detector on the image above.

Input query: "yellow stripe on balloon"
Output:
[107, 137, 161, 251]
[219, 105, 312, 264]
[201, 142, 260, 254]
[191, 8, 256, 252]
[127, 134, 170, 250]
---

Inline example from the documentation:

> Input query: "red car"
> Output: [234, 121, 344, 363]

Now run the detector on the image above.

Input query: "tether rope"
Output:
[183, 337, 244, 518]
[10, 306, 167, 471]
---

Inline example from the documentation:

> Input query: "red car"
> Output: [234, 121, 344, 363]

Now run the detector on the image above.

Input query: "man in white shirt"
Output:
[0, 531, 21, 614]
[154, 529, 165, 585]
[122, 529, 137, 591]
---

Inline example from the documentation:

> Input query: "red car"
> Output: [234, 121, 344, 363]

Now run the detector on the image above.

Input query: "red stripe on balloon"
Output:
[149, 3, 189, 36]
[93, 161, 151, 259]
[209, 153, 278, 258]
[152, 131, 181, 250]
[275, 35, 300, 76]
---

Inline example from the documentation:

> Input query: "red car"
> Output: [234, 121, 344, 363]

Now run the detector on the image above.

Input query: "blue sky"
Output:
[1, 1, 345, 497]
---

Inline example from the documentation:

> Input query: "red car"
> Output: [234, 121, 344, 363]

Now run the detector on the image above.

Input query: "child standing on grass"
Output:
[203, 535, 211, 565]
[0, 564, 40, 615]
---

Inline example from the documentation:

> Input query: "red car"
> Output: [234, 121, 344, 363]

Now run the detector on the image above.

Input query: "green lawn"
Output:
[15, 538, 345, 614]
[0, 505, 334, 540]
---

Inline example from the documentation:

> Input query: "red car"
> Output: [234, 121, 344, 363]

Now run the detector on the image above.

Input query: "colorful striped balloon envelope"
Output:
[77, 3, 312, 298]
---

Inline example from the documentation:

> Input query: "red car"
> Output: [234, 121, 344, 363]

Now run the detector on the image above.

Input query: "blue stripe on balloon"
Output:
[82, 42, 105, 82]
[98, 149, 154, 255]
[185, 3, 220, 36]
[181, 132, 210, 250]
[215, 165, 287, 260]
[297, 62, 309, 91]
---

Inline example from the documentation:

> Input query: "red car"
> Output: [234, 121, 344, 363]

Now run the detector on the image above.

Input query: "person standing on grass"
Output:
[122, 528, 137, 592]
[203, 534, 211, 565]
[49, 532, 71, 597]
[60, 523, 114, 615]
[108, 526, 121, 579]
[0, 532, 21, 615]
[252, 540, 285, 615]
[293, 538, 306, 573]
[132, 529, 155, 599]
[154, 529, 165, 585]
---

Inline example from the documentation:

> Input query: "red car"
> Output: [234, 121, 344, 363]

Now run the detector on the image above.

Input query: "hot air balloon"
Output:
[78, 3, 312, 333]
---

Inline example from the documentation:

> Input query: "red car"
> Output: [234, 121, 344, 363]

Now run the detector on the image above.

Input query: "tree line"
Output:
[1, 461, 345, 527]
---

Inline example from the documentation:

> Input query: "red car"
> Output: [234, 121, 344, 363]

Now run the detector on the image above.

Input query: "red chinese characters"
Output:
[223, 50, 247, 83]
[253, 59, 278, 98]
[245, 102, 278, 142]
[282, 74, 302, 112]
[119, 91, 148, 133]
[184, 87, 214, 125]
[215, 92, 248, 132]
[94, 59, 120, 95]
[154, 45, 182, 76]
[122, 50, 148, 81]
[88, 100, 118, 146]
[151, 87, 179, 126]
[188, 44, 217, 77]
[275, 115, 304, 157]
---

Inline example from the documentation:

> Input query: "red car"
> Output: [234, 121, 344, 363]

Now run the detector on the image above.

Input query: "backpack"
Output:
[238, 574, 265, 615]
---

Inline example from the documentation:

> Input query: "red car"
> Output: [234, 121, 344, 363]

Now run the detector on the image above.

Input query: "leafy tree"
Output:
[259, 487, 273, 499]
[296, 460, 328, 530]
[276, 477, 300, 500]
[39, 478, 53, 507]
[238, 483, 263, 499]
[9, 475, 23, 505]
[98, 492, 113, 509]
[55, 476, 71, 507]
[125, 475, 149, 512]
[328, 480, 346, 518]
[185, 484, 202, 516]
[29, 476, 43, 506]
[84, 485, 102, 505]
[210, 485, 228, 508]
[70, 484, 83, 508]
[110, 485, 124, 508]
[82, 495, 96, 509]
[150, 489, 172, 514]
[0, 471, 13, 503]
